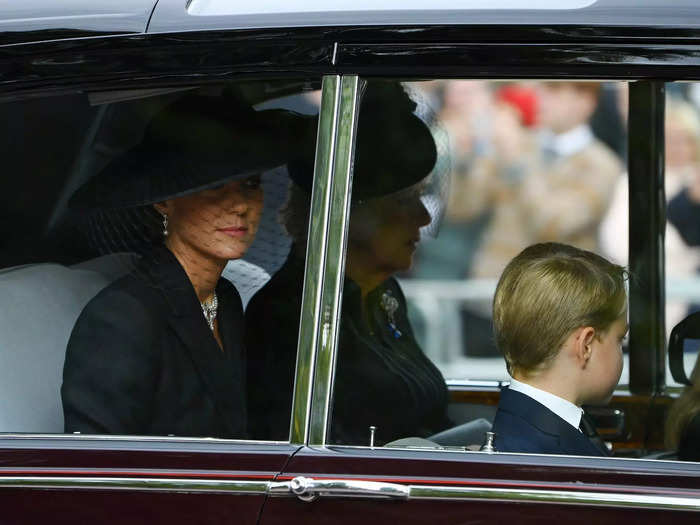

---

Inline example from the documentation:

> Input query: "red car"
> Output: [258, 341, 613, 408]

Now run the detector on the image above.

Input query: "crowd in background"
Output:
[406, 80, 700, 357]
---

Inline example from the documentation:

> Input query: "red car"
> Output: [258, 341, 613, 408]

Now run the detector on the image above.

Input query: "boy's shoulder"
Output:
[492, 387, 603, 457]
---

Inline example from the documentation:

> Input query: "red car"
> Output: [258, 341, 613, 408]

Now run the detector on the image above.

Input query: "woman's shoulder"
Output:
[245, 260, 304, 314]
[77, 271, 167, 327]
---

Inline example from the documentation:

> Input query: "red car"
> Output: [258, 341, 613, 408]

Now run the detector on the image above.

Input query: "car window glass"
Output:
[0, 80, 320, 441]
[654, 84, 700, 387]
[327, 79, 632, 453]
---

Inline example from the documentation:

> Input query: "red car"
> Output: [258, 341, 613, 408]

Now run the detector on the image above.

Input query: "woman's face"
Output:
[348, 191, 431, 276]
[156, 175, 264, 263]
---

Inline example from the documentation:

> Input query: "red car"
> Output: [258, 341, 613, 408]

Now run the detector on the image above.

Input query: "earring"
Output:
[162, 213, 169, 237]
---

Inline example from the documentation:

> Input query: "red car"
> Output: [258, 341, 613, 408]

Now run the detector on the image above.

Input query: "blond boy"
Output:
[491, 242, 628, 456]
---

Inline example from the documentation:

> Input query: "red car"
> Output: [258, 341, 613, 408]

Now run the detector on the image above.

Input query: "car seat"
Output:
[0, 253, 137, 433]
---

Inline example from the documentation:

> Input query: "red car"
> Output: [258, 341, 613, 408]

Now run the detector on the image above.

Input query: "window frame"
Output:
[308, 75, 669, 451]
[0, 23, 692, 457]
[0, 35, 333, 449]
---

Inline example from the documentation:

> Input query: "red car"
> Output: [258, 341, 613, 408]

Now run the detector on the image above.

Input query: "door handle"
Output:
[268, 476, 410, 502]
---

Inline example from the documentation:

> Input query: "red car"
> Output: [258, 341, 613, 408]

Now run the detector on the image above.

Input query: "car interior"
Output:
[1, 77, 698, 463]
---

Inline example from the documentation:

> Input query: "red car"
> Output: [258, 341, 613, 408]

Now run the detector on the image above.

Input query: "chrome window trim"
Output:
[446, 379, 508, 390]
[0, 435, 299, 454]
[289, 74, 342, 445]
[408, 485, 700, 511]
[3, 476, 697, 511]
[311, 444, 700, 466]
[307, 75, 361, 447]
[0, 434, 288, 444]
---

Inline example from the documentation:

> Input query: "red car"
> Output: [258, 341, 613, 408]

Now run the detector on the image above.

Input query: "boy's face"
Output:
[583, 316, 627, 405]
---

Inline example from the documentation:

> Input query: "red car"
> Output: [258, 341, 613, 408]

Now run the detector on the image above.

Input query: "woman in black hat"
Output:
[245, 83, 453, 445]
[61, 95, 304, 438]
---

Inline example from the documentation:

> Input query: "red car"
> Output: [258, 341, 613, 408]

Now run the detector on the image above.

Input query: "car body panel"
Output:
[0, 0, 157, 45]
[1, 1, 700, 523]
[0, 437, 300, 524]
[258, 446, 700, 523]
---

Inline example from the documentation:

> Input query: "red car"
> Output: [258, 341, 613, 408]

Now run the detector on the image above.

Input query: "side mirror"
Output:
[668, 311, 700, 386]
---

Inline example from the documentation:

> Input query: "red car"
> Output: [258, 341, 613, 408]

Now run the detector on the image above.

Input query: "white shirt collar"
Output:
[508, 378, 583, 431]
[539, 124, 594, 158]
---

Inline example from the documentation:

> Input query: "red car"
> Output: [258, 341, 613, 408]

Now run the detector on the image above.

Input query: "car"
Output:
[1, 1, 699, 523]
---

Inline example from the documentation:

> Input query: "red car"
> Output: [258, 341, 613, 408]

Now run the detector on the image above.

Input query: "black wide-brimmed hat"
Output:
[70, 94, 312, 210]
[287, 82, 437, 201]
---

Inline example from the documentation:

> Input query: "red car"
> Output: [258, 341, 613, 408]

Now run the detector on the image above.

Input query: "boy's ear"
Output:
[574, 326, 596, 368]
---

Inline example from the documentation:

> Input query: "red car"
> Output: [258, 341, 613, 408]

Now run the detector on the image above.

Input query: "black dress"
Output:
[245, 251, 451, 445]
[62, 245, 248, 438]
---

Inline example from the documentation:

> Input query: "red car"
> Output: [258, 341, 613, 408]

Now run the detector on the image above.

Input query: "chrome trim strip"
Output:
[0, 476, 269, 494]
[446, 379, 507, 390]
[408, 485, 700, 512]
[3, 476, 697, 511]
[0, 434, 288, 445]
[290, 75, 341, 445]
[308, 75, 361, 447]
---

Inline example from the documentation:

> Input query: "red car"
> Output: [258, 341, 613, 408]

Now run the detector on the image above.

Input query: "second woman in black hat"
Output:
[61, 95, 306, 438]
[245, 82, 453, 445]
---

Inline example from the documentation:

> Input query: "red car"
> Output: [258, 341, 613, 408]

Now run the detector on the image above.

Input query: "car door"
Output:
[255, 63, 700, 523]
[0, 13, 332, 523]
[0, 439, 298, 525]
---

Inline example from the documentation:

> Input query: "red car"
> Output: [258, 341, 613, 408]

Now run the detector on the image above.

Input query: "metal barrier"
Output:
[399, 277, 700, 383]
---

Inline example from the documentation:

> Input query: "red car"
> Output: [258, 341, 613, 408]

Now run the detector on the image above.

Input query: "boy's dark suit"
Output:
[492, 387, 608, 456]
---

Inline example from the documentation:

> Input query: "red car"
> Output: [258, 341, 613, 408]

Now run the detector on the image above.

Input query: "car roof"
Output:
[148, 0, 700, 33]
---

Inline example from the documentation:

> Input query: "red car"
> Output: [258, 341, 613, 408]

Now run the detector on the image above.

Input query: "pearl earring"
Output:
[162, 213, 169, 237]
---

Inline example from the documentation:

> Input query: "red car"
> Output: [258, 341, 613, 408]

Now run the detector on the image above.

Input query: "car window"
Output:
[0, 79, 321, 441]
[322, 78, 670, 455]
[402, 79, 626, 385]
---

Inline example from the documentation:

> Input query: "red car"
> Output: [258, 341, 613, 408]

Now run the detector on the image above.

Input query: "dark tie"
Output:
[580, 413, 611, 456]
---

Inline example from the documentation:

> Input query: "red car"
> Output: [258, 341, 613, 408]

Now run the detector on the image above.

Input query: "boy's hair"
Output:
[493, 242, 627, 377]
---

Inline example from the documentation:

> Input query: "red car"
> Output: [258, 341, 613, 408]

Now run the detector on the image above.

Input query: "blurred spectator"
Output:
[410, 81, 495, 279]
[471, 82, 622, 279]
[461, 82, 621, 356]
[590, 83, 627, 159]
[602, 96, 700, 332]
[448, 83, 541, 356]
[667, 97, 700, 248]
[410, 80, 622, 358]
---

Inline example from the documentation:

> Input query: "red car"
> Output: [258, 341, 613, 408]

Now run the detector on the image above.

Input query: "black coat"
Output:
[61, 246, 247, 438]
[492, 387, 608, 456]
[668, 189, 700, 247]
[245, 251, 451, 445]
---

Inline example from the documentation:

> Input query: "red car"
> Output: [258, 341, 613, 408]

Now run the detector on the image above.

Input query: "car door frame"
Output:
[0, 24, 339, 524]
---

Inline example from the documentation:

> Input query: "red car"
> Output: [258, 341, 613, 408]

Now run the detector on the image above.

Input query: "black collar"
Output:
[134, 244, 205, 319]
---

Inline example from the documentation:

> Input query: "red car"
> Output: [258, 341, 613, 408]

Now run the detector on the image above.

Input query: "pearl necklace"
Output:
[201, 292, 218, 331]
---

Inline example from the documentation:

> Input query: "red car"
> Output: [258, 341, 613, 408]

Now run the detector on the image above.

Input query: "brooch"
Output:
[380, 290, 402, 339]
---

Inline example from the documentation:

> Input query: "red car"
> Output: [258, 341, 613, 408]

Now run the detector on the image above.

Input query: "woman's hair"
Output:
[665, 357, 700, 450]
[493, 242, 627, 377]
